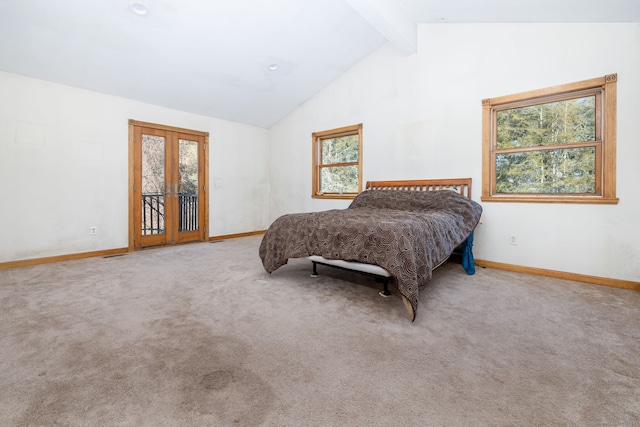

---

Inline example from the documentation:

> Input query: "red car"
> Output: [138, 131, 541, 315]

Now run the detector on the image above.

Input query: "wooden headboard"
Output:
[365, 178, 472, 199]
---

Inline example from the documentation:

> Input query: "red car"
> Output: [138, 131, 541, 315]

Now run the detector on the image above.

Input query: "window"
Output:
[312, 124, 363, 199]
[482, 74, 618, 204]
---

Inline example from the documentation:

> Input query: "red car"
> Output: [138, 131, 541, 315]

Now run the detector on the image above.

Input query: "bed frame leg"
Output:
[310, 261, 319, 277]
[378, 278, 392, 297]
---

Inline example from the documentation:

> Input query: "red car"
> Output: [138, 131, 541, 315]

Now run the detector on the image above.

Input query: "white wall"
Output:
[269, 23, 640, 282]
[0, 71, 269, 262]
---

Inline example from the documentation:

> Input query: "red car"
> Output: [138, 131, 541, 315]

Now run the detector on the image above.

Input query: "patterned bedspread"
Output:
[259, 189, 483, 320]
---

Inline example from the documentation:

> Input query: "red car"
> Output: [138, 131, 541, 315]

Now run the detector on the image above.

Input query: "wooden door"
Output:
[129, 120, 208, 249]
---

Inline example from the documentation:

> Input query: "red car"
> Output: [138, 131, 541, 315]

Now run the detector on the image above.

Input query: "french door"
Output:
[129, 120, 208, 249]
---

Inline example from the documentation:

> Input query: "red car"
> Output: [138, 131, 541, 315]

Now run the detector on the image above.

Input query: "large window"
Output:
[482, 74, 618, 204]
[312, 124, 362, 199]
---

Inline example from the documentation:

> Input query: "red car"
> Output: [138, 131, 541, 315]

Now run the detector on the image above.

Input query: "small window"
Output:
[312, 124, 362, 199]
[482, 74, 618, 204]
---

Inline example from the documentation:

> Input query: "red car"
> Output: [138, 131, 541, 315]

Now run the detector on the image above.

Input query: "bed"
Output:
[258, 178, 483, 321]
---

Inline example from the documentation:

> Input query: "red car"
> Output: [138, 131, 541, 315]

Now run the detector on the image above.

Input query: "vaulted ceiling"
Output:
[1, 0, 638, 128]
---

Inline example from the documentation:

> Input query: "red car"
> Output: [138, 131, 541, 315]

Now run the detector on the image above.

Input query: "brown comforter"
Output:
[259, 189, 483, 320]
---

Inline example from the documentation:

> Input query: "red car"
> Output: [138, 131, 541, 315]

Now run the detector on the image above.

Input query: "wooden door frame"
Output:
[128, 119, 209, 251]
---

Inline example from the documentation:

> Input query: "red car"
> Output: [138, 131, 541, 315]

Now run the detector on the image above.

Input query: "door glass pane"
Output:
[178, 139, 199, 232]
[141, 134, 166, 236]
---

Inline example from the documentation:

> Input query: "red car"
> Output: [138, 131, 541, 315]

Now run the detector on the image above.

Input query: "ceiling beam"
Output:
[345, 0, 417, 56]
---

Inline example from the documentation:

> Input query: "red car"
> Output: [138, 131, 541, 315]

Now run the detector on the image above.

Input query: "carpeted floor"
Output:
[1, 235, 638, 426]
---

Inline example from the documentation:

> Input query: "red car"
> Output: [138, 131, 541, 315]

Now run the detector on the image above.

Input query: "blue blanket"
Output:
[461, 232, 476, 275]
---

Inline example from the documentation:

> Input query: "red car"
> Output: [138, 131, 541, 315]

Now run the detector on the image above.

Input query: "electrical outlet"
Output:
[90, 226, 97, 235]
[509, 234, 517, 245]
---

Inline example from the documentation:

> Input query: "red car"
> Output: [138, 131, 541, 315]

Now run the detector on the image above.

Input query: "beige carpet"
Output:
[1, 235, 638, 426]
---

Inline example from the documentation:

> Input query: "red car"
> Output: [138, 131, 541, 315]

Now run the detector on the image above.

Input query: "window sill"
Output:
[312, 194, 357, 200]
[481, 195, 619, 204]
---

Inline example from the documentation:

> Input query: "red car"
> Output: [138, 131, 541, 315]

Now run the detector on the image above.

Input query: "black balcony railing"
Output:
[141, 193, 198, 235]
[178, 193, 198, 232]
[142, 193, 165, 235]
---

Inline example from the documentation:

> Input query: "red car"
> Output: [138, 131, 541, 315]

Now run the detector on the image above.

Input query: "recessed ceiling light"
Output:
[268, 63, 280, 71]
[130, 2, 149, 16]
